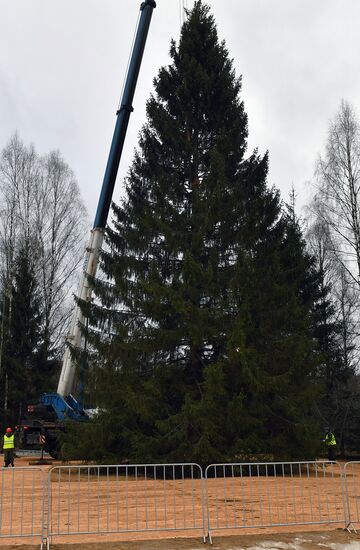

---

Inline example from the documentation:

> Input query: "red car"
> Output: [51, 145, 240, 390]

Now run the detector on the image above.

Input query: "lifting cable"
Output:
[119, 1, 190, 112]
[180, 0, 189, 29]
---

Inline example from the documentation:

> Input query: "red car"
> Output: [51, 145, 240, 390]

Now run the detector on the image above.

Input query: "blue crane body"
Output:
[19, 1, 156, 454]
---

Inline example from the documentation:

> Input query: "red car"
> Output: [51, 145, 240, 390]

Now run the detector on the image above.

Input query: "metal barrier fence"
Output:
[205, 461, 346, 543]
[47, 463, 206, 543]
[1, 461, 356, 547]
[343, 461, 360, 530]
[0, 467, 45, 547]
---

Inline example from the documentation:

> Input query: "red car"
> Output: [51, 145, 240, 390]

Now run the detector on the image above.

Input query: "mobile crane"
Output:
[18, 0, 156, 458]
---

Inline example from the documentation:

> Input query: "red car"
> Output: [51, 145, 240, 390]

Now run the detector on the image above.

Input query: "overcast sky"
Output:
[1, 0, 360, 225]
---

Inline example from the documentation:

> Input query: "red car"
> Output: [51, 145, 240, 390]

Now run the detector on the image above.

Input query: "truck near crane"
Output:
[17, 0, 156, 459]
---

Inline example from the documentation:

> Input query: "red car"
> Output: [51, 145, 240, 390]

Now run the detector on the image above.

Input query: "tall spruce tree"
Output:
[68, 1, 328, 463]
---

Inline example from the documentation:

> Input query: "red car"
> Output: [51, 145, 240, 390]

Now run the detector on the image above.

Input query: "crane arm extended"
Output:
[57, 228, 104, 398]
[41, 0, 156, 420]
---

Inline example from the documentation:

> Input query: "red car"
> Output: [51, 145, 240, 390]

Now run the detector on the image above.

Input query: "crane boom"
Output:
[41, 0, 156, 420]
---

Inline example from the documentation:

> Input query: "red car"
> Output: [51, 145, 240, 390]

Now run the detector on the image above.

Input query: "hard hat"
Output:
[5, 427, 12, 433]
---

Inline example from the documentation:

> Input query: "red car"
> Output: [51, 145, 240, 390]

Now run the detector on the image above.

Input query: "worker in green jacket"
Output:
[323, 428, 336, 462]
[2, 427, 15, 467]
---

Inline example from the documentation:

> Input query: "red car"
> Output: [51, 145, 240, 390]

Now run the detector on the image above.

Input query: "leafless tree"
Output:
[0, 134, 39, 274]
[314, 100, 360, 287]
[35, 150, 88, 356]
[306, 210, 359, 369]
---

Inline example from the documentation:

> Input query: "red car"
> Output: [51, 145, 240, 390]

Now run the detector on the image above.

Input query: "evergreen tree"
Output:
[69, 1, 331, 463]
[0, 249, 50, 425]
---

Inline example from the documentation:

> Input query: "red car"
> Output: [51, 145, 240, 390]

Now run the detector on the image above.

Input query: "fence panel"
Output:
[0, 467, 45, 546]
[1, 461, 349, 548]
[343, 461, 360, 529]
[48, 463, 205, 542]
[205, 461, 346, 543]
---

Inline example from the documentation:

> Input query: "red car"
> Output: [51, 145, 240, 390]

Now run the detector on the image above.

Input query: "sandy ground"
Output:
[0, 458, 359, 549]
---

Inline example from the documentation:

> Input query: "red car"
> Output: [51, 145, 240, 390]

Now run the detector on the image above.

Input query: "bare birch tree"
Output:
[314, 100, 360, 287]
[306, 211, 359, 370]
[35, 150, 88, 356]
[305, 100, 360, 449]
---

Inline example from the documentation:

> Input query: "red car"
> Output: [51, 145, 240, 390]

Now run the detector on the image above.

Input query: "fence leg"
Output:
[40, 468, 50, 550]
[341, 463, 358, 534]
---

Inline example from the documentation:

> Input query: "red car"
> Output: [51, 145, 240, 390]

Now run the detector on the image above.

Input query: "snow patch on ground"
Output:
[320, 542, 360, 549]
[226, 540, 360, 550]
[244, 540, 310, 550]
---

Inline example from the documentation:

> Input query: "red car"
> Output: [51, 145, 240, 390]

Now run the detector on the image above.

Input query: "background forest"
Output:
[0, 136, 87, 426]
[1, 1, 360, 464]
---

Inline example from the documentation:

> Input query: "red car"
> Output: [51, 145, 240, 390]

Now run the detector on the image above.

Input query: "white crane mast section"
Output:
[57, 227, 104, 397]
